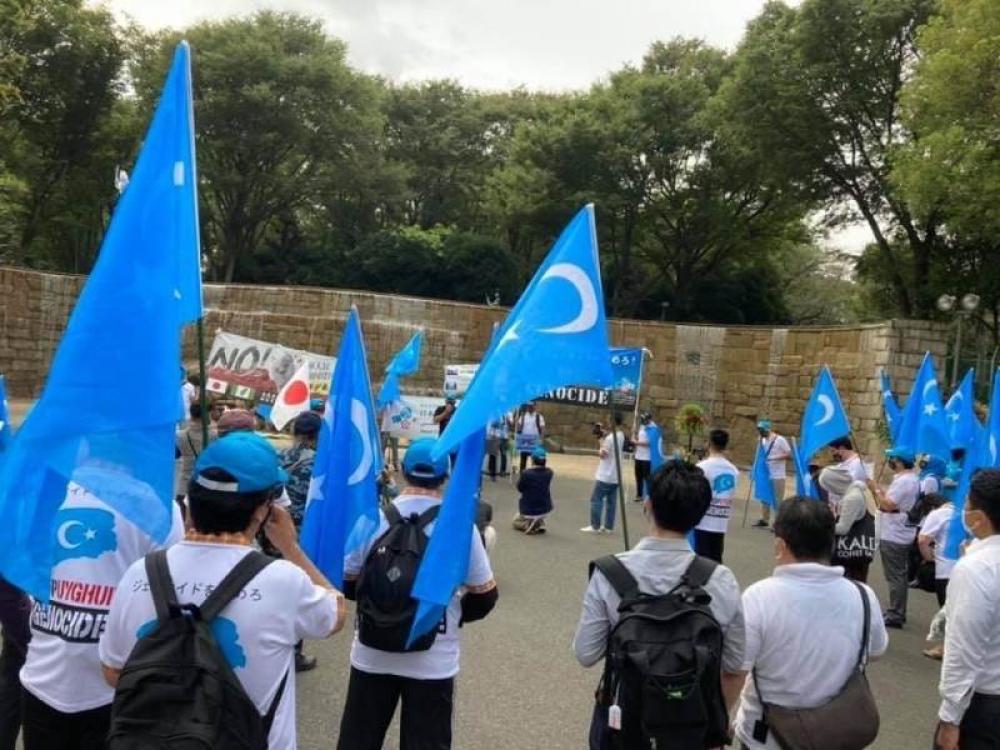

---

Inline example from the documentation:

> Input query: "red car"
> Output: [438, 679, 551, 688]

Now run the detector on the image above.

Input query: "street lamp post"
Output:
[937, 293, 981, 390]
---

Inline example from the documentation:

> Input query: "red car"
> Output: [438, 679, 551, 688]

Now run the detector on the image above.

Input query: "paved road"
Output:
[295, 453, 944, 750]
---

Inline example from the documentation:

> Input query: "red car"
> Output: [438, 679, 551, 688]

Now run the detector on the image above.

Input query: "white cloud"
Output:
[97, 0, 787, 91]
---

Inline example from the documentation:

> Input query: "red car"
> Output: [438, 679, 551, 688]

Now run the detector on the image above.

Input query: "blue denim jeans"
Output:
[589, 481, 617, 530]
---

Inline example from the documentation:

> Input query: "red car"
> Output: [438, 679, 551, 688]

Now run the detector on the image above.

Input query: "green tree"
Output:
[719, 0, 939, 317]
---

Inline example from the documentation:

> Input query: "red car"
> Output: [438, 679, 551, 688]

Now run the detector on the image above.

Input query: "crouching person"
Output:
[98, 432, 346, 750]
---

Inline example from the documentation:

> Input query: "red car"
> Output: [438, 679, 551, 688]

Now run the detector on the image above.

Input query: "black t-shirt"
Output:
[434, 404, 454, 435]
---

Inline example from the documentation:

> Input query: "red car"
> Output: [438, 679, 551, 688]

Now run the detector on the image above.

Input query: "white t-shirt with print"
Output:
[20, 484, 184, 713]
[634, 426, 651, 462]
[345, 493, 494, 681]
[879, 471, 920, 545]
[696, 455, 740, 534]
[760, 435, 791, 480]
[517, 412, 545, 438]
[920, 504, 957, 579]
[595, 431, 626, 484]
[99, 542, 336, 750]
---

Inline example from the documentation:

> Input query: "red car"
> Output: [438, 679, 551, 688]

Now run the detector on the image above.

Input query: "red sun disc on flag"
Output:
[284, 381, 310, 406]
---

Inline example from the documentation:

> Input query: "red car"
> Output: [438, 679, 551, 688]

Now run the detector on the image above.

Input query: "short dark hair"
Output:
[709, 429, 729, 450]
[403, 472, 447, 491]
[187, 468, 273, 534]
[773, 497, 836, 562]
[889, 456, 915, 470]
[828, 437, 853, 450]
[968, 469, 1000, 530]
[189, 401, 203, 421]
[648, 461, 711, 534]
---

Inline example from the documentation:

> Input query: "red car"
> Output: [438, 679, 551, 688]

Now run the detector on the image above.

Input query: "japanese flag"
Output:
[270, 361, 312, 430]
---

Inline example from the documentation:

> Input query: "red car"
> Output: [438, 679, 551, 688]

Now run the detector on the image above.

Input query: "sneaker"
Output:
[600, 527, 614, 534]
[884, 617, 904, 630]
[295, 652, 318, 673]
[580, 526, 601, 533]
[752, 520, 769, 529]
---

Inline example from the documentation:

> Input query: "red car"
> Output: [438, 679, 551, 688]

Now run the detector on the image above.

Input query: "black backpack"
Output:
[356, 504, 441, 653]
[108, 549, 286, 750]
[590, 554, 728, 750]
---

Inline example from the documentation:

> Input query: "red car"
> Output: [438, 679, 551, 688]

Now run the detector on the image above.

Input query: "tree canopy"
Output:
[0, 0, 994, 329]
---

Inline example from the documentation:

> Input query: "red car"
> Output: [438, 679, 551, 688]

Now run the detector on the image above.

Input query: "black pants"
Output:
[519, 452, 530, 472]
[336, 667, 454, 750]
[935, 577, 950, 608]
[633, 459, 651, 500]
[693, 530, 725, 563]
[21, 689, 111, 750]
[487, 452, 508, 479]
[841, 557, 871, 583]
[944, 693, 1000, 749]
[0, 632, 25, 750]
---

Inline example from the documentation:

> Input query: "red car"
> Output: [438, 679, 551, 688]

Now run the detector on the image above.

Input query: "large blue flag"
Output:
[433, 205, 613, 458]
[0, 376, 11, 453]
[880, 368, 902, 442]
[377, 330, 424, 409]
[896, 354, 951, 461]
[301, 307, 382, 587]
[799, 367, 851, 463]
[408, 428, 487, 646]
[945, 369, 977, 451]
[752, 442, 777, 508]
[0, 42, 202, 599]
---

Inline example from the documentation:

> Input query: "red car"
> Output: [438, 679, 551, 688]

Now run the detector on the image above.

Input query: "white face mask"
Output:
[963, 509, 980, 539]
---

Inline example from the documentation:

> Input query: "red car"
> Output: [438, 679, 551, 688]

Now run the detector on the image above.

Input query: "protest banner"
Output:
[206, 331, 335, 403]
[383, 395, 445, 440]
[442, 347, 644, 409]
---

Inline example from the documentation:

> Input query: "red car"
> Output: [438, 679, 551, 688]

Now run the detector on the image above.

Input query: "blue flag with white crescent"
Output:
[752, 443, 776, 508]
[433, 205, 613, 458]
[408, 428, 487, 646]
[880, 368, 901, 442]
[895, 353, 934, 454]
[301, 307, 382, 588]
[0, 376, 11, 453]
[377, 330, 424, 409]
[945, 369, 977, 451]
[0, 42, 202, 599]
[897, 354, 951, 461]
[799, 367, 851, 463]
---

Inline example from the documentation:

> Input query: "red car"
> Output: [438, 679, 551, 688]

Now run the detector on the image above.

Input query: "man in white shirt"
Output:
[515, 402, 546, 473]
[935, 469, 1000, 750]
[99, 432, 345, 750]
[338, 438, 498, 750]
[735, 498, 888, 750]
[695, 429, 740, 563]
[582, 413, 626, 534]
[631, 412, 655, 502]
[866, 446, 920, 629]
[753, 419, 790, 529]
[19, 484, 184, 749]
[828, 437, 869, 510]
[574, 459, 746, 748]
[919, 496, 955, 660]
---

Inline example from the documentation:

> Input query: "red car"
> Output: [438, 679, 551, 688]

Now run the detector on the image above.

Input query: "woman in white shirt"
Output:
[819, 466, 874, 583]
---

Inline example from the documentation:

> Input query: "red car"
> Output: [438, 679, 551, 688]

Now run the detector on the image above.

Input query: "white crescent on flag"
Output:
[270, 361, 312, 430]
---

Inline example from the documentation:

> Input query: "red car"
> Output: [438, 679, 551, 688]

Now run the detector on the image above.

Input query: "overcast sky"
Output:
[97, 0, 870, 253]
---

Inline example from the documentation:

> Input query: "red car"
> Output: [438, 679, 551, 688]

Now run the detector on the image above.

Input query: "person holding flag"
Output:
[337, 438, 497, 750]
[4, 41, 199, 748]
[752, 419, 790, 529]
[694, 429, 740, 563]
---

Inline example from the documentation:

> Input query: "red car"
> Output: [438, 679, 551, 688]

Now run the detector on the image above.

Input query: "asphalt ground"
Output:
[294, 453, 945, 750]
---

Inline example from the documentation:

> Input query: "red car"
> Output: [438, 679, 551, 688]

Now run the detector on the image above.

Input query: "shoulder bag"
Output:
[752, 581, 880, 750]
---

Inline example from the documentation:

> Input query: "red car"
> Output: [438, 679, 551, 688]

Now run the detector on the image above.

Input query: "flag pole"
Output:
[609, 399, 631, 550]
[740, 453, 756, 529]
[197, 318, 209, 445]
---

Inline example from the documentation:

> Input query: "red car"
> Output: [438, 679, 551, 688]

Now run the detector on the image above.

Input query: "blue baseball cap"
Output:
[757, 418, 772, 431]
[402, 438, 450, 480]
[885, 446, 915, 464]
[193, 432, 288, 494]
[532, 445, 548, 460]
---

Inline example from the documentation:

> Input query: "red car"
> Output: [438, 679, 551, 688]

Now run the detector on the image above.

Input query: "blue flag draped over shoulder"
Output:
[752, 443, 776, 508]
[799, 367, 851, 463]
[880, 368, 901, 442]
[0, 42, 202, 599]
[377, 330, 424, 409]
[945, 369, 977, 451]
[301, 307, 382, 588]
[408, 429, 487, 646]
[433, 205, 613, 458]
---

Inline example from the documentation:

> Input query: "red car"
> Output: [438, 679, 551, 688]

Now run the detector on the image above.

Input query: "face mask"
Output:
[963, 509, 980, 539]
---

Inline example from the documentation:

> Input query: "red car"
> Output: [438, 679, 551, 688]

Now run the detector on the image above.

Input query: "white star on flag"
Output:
[924, 403, 938, 416]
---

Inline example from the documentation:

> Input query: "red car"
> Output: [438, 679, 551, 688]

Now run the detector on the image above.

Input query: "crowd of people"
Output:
[0, 373, 996, 750]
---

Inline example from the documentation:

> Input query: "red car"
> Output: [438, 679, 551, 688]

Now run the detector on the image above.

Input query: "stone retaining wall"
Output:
[0, 266, 949, 463]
